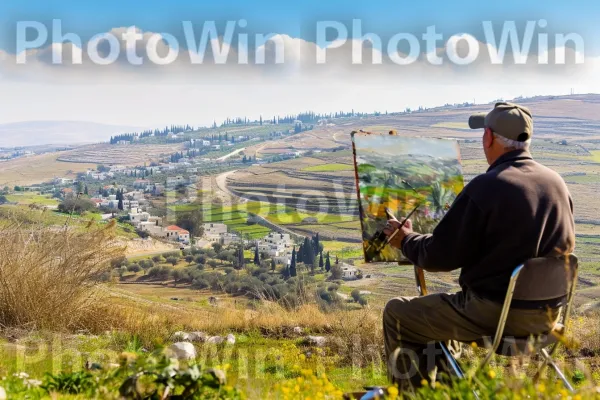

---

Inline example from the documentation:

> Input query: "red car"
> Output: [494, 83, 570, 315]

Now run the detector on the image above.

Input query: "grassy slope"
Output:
[0, 152, 96, 187]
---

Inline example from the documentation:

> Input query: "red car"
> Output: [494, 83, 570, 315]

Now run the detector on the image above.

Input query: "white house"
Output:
[203, 223, 228, 242]
[258, 232, 293, 264]
[340, 264, 359, 280]
[165, 225, 190, 244]
[166, 176, 186, 187]
[128, 210, 150, 227]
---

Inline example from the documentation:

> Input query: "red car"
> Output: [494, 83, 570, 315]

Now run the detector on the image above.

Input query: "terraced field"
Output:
[57, 142, 185, 165]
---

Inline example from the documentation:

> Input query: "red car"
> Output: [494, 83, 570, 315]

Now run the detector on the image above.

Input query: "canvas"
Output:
[351, 131, 465, 263]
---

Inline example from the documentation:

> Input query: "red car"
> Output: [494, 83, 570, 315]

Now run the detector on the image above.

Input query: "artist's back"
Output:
[401, 149, 575, 302]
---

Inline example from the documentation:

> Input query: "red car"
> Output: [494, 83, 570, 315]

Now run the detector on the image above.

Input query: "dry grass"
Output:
[93, 298, 333, 342]
[0, 209, 124, 331]
[0, 152, 96, 187]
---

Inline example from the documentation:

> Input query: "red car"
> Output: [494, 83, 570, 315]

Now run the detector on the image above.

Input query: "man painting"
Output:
[382, 102, 575, 386]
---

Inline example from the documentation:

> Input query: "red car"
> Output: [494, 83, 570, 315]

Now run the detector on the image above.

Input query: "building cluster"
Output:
[202, 223, 239, 246]
[257, 232, 294, 264]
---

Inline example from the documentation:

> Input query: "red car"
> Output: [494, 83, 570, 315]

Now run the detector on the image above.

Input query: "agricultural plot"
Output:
[0, 151, 96, 187]
[57, 143, 185, 165]
[301, 163, 354, 172]
[4, 192, 59, 206]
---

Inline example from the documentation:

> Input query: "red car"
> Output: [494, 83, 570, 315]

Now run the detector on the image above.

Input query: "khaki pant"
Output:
[383, 290, 559, 386]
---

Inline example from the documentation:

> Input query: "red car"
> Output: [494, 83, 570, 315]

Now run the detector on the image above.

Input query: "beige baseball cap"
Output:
[469, 102, 533, 142]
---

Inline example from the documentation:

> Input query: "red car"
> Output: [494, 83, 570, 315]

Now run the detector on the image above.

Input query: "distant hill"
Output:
[0, 121, 142, 147]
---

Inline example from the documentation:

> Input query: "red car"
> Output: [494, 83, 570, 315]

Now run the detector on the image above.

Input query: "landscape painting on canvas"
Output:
[351, 132, 465, 263]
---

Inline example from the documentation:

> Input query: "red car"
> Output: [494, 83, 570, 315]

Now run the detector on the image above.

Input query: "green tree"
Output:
[166, 256, 178, 266]
[270, 259, 276, 272]
[312, 233, 321, 254]
[325, 252, 331, 272]
[331, 263, 343, 280]
[319, 251, 324, 270]
[290, 247, 297, 277]
[84, 185, 89, 196]
[176, 208, 204, 238]
[305, 238, 315, 268]
[297, 243, 304, 263]
[58, 198, 97, 214]
[254, 245, 260, 265]
[118, 198, 124, 211]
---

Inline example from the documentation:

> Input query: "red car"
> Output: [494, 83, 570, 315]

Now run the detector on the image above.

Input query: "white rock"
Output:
[359, 290, 372, 295]
[172, 331, 190, 341]
[226, 334, 236, 345]
[293, 326, 303, 335]
[0, 386, 6, 400]
[167, 342, 196, 360]
[189, 331, 208, 342]
[304, 335, 327, 347]
[206, 336, 224, 344]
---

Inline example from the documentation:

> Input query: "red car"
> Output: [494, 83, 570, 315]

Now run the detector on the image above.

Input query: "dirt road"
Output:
[216, 147, 246, 162]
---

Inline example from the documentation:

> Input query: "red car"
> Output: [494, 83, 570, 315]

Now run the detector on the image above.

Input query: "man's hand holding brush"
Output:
[383, 216, 414, 249]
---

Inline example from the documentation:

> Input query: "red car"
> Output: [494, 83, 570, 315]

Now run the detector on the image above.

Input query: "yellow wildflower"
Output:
[537, 383, 546, 393]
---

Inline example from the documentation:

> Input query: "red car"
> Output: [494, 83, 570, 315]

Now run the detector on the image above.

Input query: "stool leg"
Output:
[539, 348, 574, 393]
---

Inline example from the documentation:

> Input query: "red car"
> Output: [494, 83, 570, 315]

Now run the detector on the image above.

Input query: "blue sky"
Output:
[1, 0, 598, 54]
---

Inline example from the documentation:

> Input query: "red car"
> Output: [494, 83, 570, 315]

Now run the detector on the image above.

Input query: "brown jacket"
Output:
[401, 149, 575, 302]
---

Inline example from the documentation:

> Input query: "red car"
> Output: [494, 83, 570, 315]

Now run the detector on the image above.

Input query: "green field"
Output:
[5, 192, 59, 206]
[301, 163, 354, 172]
[265, 209, 356, 225]
[564, 174, 600, 184]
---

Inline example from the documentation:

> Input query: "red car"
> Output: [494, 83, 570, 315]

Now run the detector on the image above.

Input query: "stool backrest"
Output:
[512, 255, 578, 301]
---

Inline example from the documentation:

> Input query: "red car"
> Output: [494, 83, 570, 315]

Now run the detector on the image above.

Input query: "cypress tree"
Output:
[297, 243, 304, 263]
[303, 237, 311, 262]
[290, 247, 297, 277]
[305, 239, 315, 267]
[254, 244, 260, 265]
[319, 251, 324, 270]
[325, 252, 331, 272]
[313, 233, 320, 254]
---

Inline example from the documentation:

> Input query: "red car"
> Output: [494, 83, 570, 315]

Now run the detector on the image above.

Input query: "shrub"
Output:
[351, 289, 361, 302]
[0, 211, 124, 331]
[110, 256, 127, 269]
[166, 256, 179, 266]
[127, 263, 141, 273]
[195, 255, 207, 264]
[185, 255, 195, 264]
[151, 255, 163, 263]
[162, 251, 181, 259]
[357, 296, 368, 307]
[148, 266, 172, 280]
[57, 198, 97, 214]
[140, 259, 154, 271]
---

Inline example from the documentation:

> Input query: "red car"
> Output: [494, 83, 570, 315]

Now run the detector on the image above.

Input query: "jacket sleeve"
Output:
[401, 191, 486, 272]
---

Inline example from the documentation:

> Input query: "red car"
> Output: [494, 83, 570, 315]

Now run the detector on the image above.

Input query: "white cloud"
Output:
[0, 26, 598, 127]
